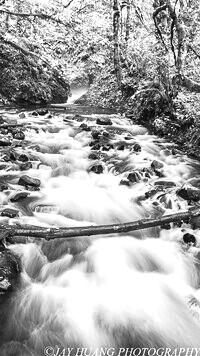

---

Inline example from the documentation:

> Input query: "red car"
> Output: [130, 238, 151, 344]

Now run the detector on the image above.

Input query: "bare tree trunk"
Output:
[113, 0, 121, 88]
[166, 0, 186, 75]
[125, 0, 131, 45]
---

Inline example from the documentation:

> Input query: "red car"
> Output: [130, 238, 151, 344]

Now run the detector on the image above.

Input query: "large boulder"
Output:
[0, 43, 70, 105]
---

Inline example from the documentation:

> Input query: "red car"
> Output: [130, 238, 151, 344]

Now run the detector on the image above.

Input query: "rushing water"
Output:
[1, 98, 200, 355]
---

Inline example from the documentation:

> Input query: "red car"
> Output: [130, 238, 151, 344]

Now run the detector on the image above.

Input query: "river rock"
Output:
[151, 160, 164, 170]
[0, 137, 11, 146]
[37, 109, 49, 116]
[31, 111, 39, 116]
[1, 208, 19, 218]
[96, 117, 112, 126]
[3, 151, 17, 162]
[10, 191, 29, 202]
[120, 179, 131, 187]
[128, 171, 141, 183]
[19, 112, 26, 119]
[13, 131, 25, 140]
[102, 145, 113, 151]
[133, 143, 142, 152]
[154, 181, 176, 188]
[91, 143, 101, 150]
[0, 116, 5, 124]
[72, 114, 84, 122]
[90, 164, 104, 174]
[92, 130, 101, 139]
[183, 233, 196, 246]
[18, 154, 29, 162]
[117, 144, 125, 150]
[0, 249, 21, 295]
[18, 175, 41, 188]
[0, 184, 8, 191]
[80, 123, 91, 131]
[19, 162, 33, 171]
[177, 186, 200, 202]
[88, 153, 99, 160]
[103, 131, 109, 137]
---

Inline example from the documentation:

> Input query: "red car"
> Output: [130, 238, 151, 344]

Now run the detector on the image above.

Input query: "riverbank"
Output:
[77, 70, 200, 160]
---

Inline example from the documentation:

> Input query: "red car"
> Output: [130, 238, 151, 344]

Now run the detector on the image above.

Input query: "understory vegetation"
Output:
[0, 0, 200, 154]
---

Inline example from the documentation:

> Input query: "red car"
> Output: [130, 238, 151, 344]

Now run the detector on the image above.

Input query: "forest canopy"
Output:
[0, 0, 200, 110]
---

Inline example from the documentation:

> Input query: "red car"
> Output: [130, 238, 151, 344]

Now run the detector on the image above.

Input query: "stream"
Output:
[1, 90, 200, 354]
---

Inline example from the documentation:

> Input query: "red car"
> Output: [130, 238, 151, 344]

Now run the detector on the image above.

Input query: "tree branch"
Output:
[153, 4, 168, 51]
[63, 0, 74, 8]
[2, 207, 200, 244]
[188, 44, 200, 60]
[0, 33, 38, 57]
[177, 75, 200, 93]
[0, 9, 69, 28]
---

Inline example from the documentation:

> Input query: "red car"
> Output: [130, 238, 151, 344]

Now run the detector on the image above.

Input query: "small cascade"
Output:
[0, 105, 200, 354]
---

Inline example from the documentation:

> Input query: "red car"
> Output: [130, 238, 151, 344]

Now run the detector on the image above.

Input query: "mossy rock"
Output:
[0, 43, 70, 105]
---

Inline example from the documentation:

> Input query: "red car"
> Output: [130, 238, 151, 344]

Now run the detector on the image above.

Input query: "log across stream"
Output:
[1, 103, 200, 354]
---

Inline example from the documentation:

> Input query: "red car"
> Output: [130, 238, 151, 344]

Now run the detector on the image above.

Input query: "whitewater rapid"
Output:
[0, 105, 200, 355]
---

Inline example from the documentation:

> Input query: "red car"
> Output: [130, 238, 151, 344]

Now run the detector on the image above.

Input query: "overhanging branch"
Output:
[0, 9, 69, 28]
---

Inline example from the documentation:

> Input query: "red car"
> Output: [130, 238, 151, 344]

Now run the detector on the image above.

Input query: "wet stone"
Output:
[120, 179, 131, 187]
[90, 164, 104, 174]
[177, 187, 200, 202]
[19, 113, 26, 119]
[151, 160, 164, 170]
[1, 208, 19, 218]
[88, 153, 99, 160]
[91, 144, 101, 151]
[0, 138, 11, 147]
[80, 123, 91, 131]
[183, 233, 196, 246]
[18, 175, 41, 188]
[10, 191, 29, 202]
[125, 135, 132, 140]
[133, 143, 142, 152]
[18, 154, 29, 162]
[72, 114, 84, 122]
[0, 184, 8, 191]
[13, 131, 25, 140]
[117, 144, 125, 151]
[96, 117, 112, 126]
[103, 131, 109, 138]
[92, 130, 101, 139]
[154, 181, 176, 188]
[36, 109, 49, 116]
[31, 111, 39, 116]
[0, 250, 21, 295]
[102, 145, 112, 151]
[3, 151, 17, 162]
[0, 116, 5, 124]
[19, 162, 33, 171]
[128, 171, 141, 183]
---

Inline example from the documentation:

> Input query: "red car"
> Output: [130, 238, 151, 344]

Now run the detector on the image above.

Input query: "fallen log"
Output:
[1, 207, 200, 243]
[0, 123, 31, 129]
